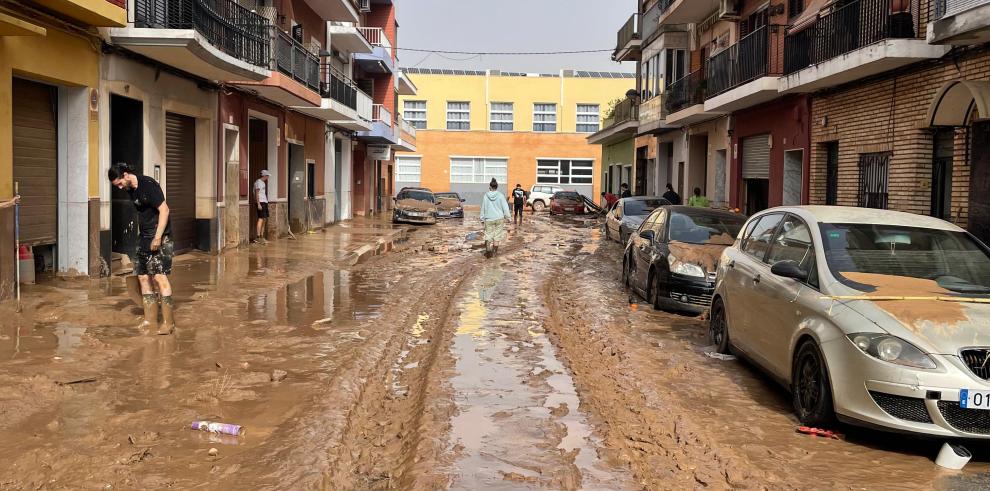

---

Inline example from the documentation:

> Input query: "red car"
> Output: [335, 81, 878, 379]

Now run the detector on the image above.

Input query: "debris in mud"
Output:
[704, 351, 737, 361]
[55, 377, 98, 386]
[123, 447, 153, 465]
[191, 421, 244, 436]
[271, 369, 288, 382]
[796, 426, 841, 440]
[208, 448, 219, 457]
[312, 318, 332, 326]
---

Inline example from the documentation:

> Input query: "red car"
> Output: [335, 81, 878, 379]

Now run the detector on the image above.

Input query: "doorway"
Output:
[223, 127, 240, 248]
[248, 118, 268, 241]
[13, 78, 58, 276]
[110, 94, 143, 263]
[635, 147, 648, 195]
[745, 179, 770, 215]
[931, 128, 954, 220]
[164, 112, 197, 252]
[334, 138, 343, 222]
[714, 149, 727, 206]
[969, 122, 990, 244]
[783, 149, 804, 206]
[288, 143, 307, 233]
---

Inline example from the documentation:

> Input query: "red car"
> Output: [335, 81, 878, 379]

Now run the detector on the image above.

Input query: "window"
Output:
[449, 157, 507, 184]
[576, 104, 600, 133]
[788, 0, 805, 18]
[664, 49, 686, 88]
[446, 102, 470, 130]
[537, 159, 593, 185]
[858, 152, 890, 209]
[396, 156, 421, 184]
[404, 101, 426, 130]
[825, 142, 838, 206]
[641, 54, 661, 100]
[668, 211, 747, 245]
[534, 103, 557, 132]
[767, 215, 818, 287]
[742, 213, 784, 260]
[490, 102, 513, 132]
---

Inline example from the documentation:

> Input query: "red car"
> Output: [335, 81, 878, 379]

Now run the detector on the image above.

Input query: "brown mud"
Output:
[839, 272, 967, 329]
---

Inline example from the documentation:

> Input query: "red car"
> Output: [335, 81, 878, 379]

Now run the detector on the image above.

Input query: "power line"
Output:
[395, 47, 613, 56]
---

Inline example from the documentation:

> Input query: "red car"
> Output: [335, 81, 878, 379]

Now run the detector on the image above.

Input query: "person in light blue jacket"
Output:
[479, 178, 511, 258]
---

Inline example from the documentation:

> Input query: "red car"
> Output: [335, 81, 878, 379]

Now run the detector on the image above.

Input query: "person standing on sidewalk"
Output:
[480, 178, 511, 258]
[108, 163, 176, 335]
[511, 184, 526, 226]
[663, 183, 681, 205]
[254, 170, 270, 244]
[687, 187, 710, 208]
[619, 183, 632, 199]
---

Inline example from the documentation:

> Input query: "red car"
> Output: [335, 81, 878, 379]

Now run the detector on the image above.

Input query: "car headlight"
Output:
[667, 256, 706, 278]
[847, 333, 936, 369]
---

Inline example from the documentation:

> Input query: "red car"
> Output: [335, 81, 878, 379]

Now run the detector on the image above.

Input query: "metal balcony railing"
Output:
[935, 0, 990, 17]
[707, 25, 785, 97]
[398, 115, 417, 139]
[358, 26, 390, 47]
[321, 65, 361, 109]
[274, 30, 319, 92]
[134, 0, 270, 67]
[603, 98, 639, 129]
[665, 69, 706, 115]
[615, 13, 641, 53]
[372, 104, 393, 126]
[784, 0, 922, 75]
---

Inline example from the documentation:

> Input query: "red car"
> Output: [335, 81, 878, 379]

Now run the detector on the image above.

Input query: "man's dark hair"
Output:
[601, 192, 606, 196]
[620, 183, 628, 188]
[666, 183, 674, 191]
[694, 187, 702, 195]
[108, 162, 133, 182]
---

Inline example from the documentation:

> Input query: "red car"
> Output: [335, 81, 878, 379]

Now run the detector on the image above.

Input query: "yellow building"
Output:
[0, 0, 125, 296]
[396, 69, 635, 203]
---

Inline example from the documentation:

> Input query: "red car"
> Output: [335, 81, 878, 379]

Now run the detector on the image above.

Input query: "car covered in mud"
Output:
[549, 191, 586, 216]
[434, 192, 466, 218]
[605, 196, 670, 244]
[393, 188, 438, 225]
[709, 206, 990, 437]
[623, 206, 746, 314]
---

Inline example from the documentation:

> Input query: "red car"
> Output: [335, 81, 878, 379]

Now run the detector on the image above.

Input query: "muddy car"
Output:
[549, 191, 586, 216]
[434, 192, 466, 218]
[392, 188, 438, 225]
[623, 206, 746, 314]
[605, 196, 670, 244]
[710, 206, 990, 437]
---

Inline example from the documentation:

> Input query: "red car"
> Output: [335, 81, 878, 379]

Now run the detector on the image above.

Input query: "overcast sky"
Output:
[395, 0, 636, 74]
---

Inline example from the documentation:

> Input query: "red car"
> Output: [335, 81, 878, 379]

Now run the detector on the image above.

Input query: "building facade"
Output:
[396, 69, 634, 203]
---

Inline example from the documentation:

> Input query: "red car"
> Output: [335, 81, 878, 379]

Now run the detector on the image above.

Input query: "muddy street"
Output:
[1, 214, 989, 489]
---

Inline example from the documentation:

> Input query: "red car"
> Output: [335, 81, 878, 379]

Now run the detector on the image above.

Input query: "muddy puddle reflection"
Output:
[446, 258, 632, 490]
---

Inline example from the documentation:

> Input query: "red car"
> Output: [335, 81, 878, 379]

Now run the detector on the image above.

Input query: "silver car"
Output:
[711, 206, 990, 437]
[604, 196, 669, 244]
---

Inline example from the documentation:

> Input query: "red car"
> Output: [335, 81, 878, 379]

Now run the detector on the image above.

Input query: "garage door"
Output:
[742, 135, 771, 180]
[165, 112, 197, 252]
[13, 78, 58, 247]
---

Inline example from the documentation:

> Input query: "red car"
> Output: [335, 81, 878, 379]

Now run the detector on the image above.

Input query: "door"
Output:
[288, 143, 307, 233]
[248, 119, 268, 241]
[164, 112, 197, 252]
[971, 122, 990, 244]
[12, 78, 58, 248]
[223, 129, 241, 248]
[110, 94, 143, 260]
[334, 139, 343, 221]
[932, 129, 954, 220]
[723, 213, 784, 354]
[783, 149, 804, 206]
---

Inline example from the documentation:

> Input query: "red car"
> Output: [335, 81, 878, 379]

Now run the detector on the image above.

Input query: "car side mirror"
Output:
[639, 230, 655, 241]
[771, 260, 808, 281]
[460, 198, 466, 202]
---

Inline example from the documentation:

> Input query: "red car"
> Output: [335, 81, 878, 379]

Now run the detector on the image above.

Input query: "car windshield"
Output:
[668, 211, 746, 245]
[820, 223, 990, 294]
[555, 192, 581, 200]
[624, 199, 665, 216]
[398, 191, 434, 203]
[435, 193, 458, 200]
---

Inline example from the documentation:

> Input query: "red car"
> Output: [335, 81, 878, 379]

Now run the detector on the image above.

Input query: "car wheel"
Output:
[708, 298, 730, 353]
[792, 341, 835, 427]
[622, 255, 631, 287]
[619, 231, 627, 244]
[603, 225, 610, 241]
[533, 201, 546, 212]
[650, 270, 663, 310]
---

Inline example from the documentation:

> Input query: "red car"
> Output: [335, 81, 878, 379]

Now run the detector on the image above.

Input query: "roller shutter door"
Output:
[742, 135, 771, 180]
[12, 78, 58, 246]
[165, 112, 197, 252]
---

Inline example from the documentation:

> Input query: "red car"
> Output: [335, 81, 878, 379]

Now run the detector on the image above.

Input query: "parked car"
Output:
[434, 192, 466, 218]
[710, 206, 990, 436]
[392, 188, 438, 225]
[528, 185, 564, 212]
[605, 196, 670, 244]
[623, 206, 747, 314]
[549, 191, 586, 216]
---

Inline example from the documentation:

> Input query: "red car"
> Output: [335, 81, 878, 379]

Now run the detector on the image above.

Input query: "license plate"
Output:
[960, 389, 990, 410]
[438, 212, 450, 216]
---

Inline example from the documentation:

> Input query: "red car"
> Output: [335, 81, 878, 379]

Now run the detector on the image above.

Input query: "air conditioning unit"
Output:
[358, 0, 371, 13]
[718, 0, 739, 20]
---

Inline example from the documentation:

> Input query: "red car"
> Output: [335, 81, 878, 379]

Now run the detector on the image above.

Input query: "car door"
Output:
[723, 213, 784, 355]
[630, 210, 660, 292]
[749, 214, 820, 379]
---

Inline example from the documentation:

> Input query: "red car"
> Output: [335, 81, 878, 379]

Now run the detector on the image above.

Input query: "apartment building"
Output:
[395, 69, 634, 203]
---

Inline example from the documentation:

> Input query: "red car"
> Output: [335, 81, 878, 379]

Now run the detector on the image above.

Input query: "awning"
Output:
[789, 0, 837, 34]
[925, 80, 990, 127]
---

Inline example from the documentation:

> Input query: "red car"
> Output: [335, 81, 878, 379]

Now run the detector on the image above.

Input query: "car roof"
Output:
[757, 206, 963, 232]
[399, 187, 433, 193]
[664, 205, 747, 219]
[620, 196, 665, 202]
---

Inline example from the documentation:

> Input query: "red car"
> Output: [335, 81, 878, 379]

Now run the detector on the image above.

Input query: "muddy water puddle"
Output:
[445, 258, 632, 490]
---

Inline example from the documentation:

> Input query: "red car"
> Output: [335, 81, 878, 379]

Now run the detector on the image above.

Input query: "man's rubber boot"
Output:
[158, 296, 176, 335]
[141, 294, 158, 331]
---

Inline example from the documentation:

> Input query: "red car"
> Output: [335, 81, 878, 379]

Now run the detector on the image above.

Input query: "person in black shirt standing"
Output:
[662, 183, 682, 205]
[511, 184, 526, 226]
[619, 183, 632, 199]
[108, 162, 176, 335]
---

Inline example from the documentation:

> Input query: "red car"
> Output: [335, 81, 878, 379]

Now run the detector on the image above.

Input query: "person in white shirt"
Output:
[254, 170, 270, 244]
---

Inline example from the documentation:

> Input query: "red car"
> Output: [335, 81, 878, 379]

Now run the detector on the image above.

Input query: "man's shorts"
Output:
[135, 236, 174, 276]
[258, 202, 270, 219]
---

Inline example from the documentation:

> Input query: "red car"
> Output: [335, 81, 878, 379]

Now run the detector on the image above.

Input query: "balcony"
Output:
[588, 98, 639, 145]
[356, 104, 400, 145]
[613, 13, 641, 62]
[704, 25, 784, 113]
[396, 71, 418, 96]
[781, 0, 949, 93]
[328, 21, 373, 55]
[0, 12, 47, 36]
[640, 94, 674, 133]
[658, 0, 721, 25]
[303, 0, 359, 24]
[665, 70, 724, 125]
[31, 0, 125, 27]
[235, 29, 321, 107]
[354, 27, 395, 74]
[929, 0, 990, 45]
[293, 65, 372, 130]
[394, 115, 417, 152]
[112, 0, 271, 81]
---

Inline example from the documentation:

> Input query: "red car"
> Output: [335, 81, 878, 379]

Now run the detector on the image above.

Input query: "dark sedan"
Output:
[604, 196, 670, 244]
[623, 206, 747, 314]
[434, 192, 466, 218]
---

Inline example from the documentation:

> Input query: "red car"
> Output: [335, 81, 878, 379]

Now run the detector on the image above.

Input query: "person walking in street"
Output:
[480, 178, 511, 258]
[687, 187, 710, 208]
[619, 183, 632, 199]
[254, 170, 270, 244]
[108, 162, 176, 335]
[511, 184, 526, 226]
[601, 191, 619, 209]
[663, 183, 681, 205]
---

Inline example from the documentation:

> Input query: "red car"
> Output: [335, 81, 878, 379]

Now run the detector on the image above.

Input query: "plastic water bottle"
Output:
[191, 421, 243, 436]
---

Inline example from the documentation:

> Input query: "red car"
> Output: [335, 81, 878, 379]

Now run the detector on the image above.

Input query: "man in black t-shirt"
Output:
[511, 184, 526, 226]
[108, 162, 176, 335]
